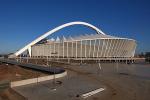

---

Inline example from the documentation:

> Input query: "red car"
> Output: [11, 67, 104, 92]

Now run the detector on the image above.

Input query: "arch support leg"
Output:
[28, 46, 32, 57]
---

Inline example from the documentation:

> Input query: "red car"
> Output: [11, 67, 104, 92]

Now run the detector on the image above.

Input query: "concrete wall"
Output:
[31, 39, 136, 58]
[11, 71, 67, 87]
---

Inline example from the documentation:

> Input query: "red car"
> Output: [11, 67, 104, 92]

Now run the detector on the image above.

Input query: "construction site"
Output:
[0, 21, 149, 100]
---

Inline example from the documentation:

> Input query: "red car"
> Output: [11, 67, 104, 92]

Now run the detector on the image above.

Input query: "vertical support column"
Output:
[42, 44, 44, 58]
[121, 40, 125, 58]
[113, 39, 117, 58]
[98, 62, 102, 74]
[130, 42, 134, 57]
[116, 39, 121, 57]
[58, 42, 60, 60]
[113, 39, 118, 58]
[46, 44, 49, 65]
[93, 39, 96, 58]
[43, 45, 44, 58]
[49, 43, 51, 59]
[117, 39, 123, 58]
[63, 41, 64, 58]
[89, 40, 92, 58]
[67, 42, 70, 63]
[119, 39, 125, 58]
[72, 41, 73, 58]
[100, 39, 104, 58]
[80, 40, 82, 63]
[132, 43, 136, 57]
[48, 44, 50, 60]
[103, 39, 106, 58]
[38, 46, 41, 58]
[85, 40, 87, 58]
[97, 39, 100, 58]
[107, 39, 112, 58]
[80, 41, 82, 58]
[76, 41, 77, 59]
[110, 39, 115, 58]
[115, 39, 119, 58]
[44, 44, 46, 58]
[103, 39, 108, 58]
[120, 40, 123, 60]
[126, 41, 129, 58]
[127, 40, 132, 58]
[54, 42, 56, 59]
[67, 42, 68, 58]
[105, 39, 109, 58]
[28, 46, 32, 57]
[130, 41, 134, 57]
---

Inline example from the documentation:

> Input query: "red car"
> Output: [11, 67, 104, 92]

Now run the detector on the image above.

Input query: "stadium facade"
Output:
[31, 34, 136, 58]
[13, 21, 137, 59]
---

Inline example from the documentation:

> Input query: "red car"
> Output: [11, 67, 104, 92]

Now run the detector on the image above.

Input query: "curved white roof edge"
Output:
[14, 21, 106, 56]
[64, 34, 136, 42]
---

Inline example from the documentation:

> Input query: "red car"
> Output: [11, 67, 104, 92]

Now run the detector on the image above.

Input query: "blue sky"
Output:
[0, 0, 150, 54]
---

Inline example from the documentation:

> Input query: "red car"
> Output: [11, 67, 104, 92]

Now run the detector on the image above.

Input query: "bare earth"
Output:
[0, 64, 48, 82]
[61, 63, 150, 100]
[0, 63, 48, 100]
[13, 61, 150, 100]
[0, 88, 26, 100]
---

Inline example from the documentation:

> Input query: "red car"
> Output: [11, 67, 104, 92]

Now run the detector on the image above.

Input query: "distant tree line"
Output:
[145, 52, 150, 63]
[137, 52, 150, 63]
[0, 54, 8, 58]
[0, 53, 14, 58]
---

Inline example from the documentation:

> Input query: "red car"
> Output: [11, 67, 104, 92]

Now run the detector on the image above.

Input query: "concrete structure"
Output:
[31, 34, 136, 58]
[13, 21, 137, 59]
[11, 71, 67, 87]
[14, 21, 105, 57]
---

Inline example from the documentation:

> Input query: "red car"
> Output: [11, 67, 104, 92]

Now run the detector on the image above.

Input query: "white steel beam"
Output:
[67, 42, 68, 58]
[105, 39, 110, 57]
[103, 39, 108, 57]
[85, 40, 87, 58]
[80, 41, 82, 58]
[76, 41, 77, 58]
[119, 39, 125, 57]
[15, 21, 106, 57]
[72, 42, 73, 57]
[63, 42, 64, 58]
[100, 39, 104, 57]
[93, 40, 96, 58]
[89, 40, 92, 58]
[97, 39, 100, 58]
[107, 39, 112, 57]
[111, 39, 115, 57]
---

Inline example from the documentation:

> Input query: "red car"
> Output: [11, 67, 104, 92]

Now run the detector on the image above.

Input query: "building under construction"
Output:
[31, 34, 136, 59]
[13, 21, 137, 60]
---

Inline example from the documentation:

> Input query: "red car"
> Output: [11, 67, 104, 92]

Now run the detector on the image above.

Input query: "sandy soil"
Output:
[0, 63, 48, 82]
[0, 63, 49, 100]
[0, 88, 27, 100]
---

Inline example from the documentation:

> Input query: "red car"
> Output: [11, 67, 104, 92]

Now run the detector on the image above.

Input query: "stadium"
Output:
[13, 21, 137, 60]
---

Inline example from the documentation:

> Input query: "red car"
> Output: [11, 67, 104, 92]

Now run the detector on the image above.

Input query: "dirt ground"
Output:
[28, 59, 150, 100]
[0, 63, 48, 82]
[0, 62, 50, 100]
[0, 88, 26, 100]
[13, 60, 150, 100]
[63, 63, 150, 100]
[1, 59, 150, 100]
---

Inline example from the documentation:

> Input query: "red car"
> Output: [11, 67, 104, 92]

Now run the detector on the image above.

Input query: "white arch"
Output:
[14, 21, 106, 56]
